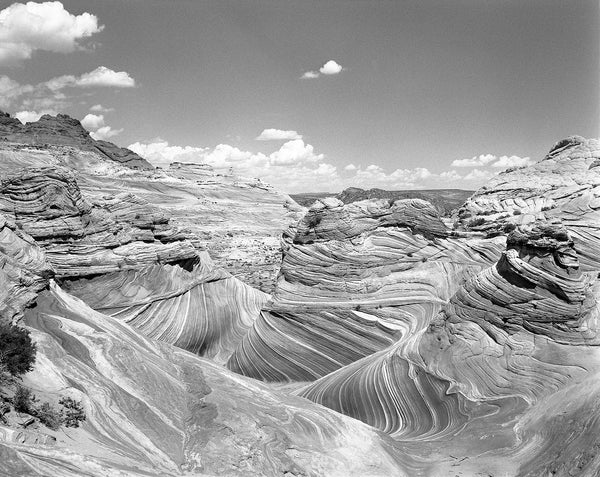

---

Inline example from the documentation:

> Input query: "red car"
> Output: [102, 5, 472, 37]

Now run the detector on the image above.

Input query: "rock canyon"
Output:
[1, 112, 599, 476]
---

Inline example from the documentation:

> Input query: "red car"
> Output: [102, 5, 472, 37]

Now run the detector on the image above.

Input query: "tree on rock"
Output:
[0, 323, 37, 377]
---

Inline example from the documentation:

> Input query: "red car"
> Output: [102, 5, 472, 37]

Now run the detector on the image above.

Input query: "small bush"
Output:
[306, 214, 322, 229]
[513, 209, 522, 216]
[0, 323, 36, 376]
[59, 397, 86, 428]
[35, 402, 63, 431]
[503, 223, 517, 233]
[467, 217, 486, 227]
[13, 385, 36, 413]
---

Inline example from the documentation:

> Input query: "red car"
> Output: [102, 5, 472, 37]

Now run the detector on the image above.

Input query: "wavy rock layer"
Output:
[0, 214, 53, 323]
[458, 136, 600, 268]
[0, 114, 301, 291]
[0, 166, 197, 278]
[0, 283, 410, 477]
[228, 198, 504, 381]
[62, 260, 268, 363]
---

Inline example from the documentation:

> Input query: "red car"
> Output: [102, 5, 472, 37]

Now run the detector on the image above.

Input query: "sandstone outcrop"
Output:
[0, 111, 152, 170]
[0, 282, 408, 476]
[4, 121, 600, 475]
[227, 198, 505, 381]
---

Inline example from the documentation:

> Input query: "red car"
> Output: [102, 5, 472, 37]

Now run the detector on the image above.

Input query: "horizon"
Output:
[0, 0, 598, 194]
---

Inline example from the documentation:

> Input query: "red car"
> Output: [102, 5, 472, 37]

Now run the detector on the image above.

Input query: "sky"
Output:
[0, 0, 598, 193]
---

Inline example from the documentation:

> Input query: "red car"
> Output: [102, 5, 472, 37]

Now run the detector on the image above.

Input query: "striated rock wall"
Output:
[227, 198, 504, 381]
[0, 282, 411, 477]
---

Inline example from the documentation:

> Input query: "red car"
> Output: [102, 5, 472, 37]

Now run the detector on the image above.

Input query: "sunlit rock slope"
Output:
[227, 198, 505, 381]
[0, 111, 301, 291]
[0, 282, 409, 476]
[230, 137, 600, 476]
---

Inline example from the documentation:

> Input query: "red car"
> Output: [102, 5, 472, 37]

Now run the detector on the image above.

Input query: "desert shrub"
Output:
[35, 402, 63, 431]
[59, 396, 86, 428]
[306, 214, 322, 229]
[12, 385, 36, 413]
[513, 209, 522, 215]
[0, 323, 36, 376]
[541, 205, 552, 211]
[503, 223, 517, 233]
[458, 209, 472, 219]
[467, 217, 486, 227]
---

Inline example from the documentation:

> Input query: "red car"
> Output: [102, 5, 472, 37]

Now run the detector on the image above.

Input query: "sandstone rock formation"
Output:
[0, 111, 152, 170]
[3, 125, 600, 476]
[0, 282, 407, 476]
[0, 111, 300, 291]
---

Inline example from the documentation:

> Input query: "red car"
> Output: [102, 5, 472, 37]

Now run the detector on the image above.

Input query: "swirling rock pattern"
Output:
[0, 283, 410, 477]
[0, 111, 302, 291]
[228, 198, 504, 381]
[0, 166, 198, 278]
[0, 213, 53, 323]
[458, 136, 600, 268]
[61, 259, 269, 363]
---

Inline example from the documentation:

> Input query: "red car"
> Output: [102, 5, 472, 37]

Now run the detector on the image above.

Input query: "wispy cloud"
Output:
[0, 1, 103, 66]
[0, 67, 136, 111]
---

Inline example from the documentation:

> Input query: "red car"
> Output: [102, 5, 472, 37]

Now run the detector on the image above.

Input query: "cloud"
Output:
[270, 139, 323, 165]
[491, 155, 532, 168]
[320, 60, 343, 75]
[81, 113, 104, 130]
[301, 71, 320, 79]
[90, 125, 123, 140]
[80, 113, 122, 140]
[89, 103, 113, 113]
[0, 67, 135, 111]
[344, 163, 357, 171]
[128, 139, 337, 192]
[0, 1, 103, 65]
[301, 60, 344, 79]
[45, 66, 136, 90]
[15, 109, 54, 123]
[451, 154, 497, 167]
[463, 169, 497, 181]
[74, 66, 135, 88]
[255, 128, 302, 141]
[128, 141, 209, 168]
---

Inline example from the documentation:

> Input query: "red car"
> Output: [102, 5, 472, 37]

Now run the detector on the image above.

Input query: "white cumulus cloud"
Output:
[255, 128, 302, 141]
[344, 163, 357, 171]
[81, 113, 104, 130]
[320, 60, 343, 75]
[90, 125, 123, 141]
[270, 139, 324, 165]
[301, 60, 344, 79]
[80, 113, 122, 140]
[491, 155, 532, 168]
[15, 109, 54, 123]
[0, 1, 103, 65]
[74, 66, 135, 88]
[451, 154, 497, 167]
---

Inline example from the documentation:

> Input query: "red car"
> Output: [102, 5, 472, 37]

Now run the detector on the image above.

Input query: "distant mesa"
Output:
[292, 186, 473, 216]
[0, 110, 153, 170]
